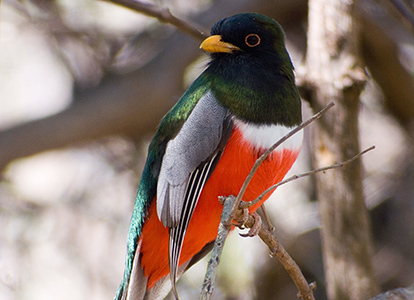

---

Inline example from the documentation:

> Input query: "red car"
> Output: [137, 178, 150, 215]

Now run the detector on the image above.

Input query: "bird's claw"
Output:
[234, 207, 249, 228]
[239, 212, 262, 237]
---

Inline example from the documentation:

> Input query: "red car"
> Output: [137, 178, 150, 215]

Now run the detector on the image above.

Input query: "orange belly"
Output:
[139, 128, 300, 288]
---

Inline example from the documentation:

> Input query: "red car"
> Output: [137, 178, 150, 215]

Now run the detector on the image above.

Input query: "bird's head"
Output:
[198, 13, 300, 126]
[200, 13, 290, 64]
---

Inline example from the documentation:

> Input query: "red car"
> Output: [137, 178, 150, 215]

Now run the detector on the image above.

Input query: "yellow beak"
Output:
[200, 35, 241, 53]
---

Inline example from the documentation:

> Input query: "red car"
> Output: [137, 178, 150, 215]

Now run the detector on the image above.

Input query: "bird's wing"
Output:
[114, 81, 224, 300]
[156, 90, 232, 226]
[156, 91, 233, 295]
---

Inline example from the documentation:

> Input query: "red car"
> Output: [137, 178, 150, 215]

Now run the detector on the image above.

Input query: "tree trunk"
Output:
[304, 0, 380, 299]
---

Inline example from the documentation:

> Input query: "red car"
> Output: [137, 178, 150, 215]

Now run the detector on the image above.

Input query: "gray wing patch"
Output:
[156, 91, 231, 227]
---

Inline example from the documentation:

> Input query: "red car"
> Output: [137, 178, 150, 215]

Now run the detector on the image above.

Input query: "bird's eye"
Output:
[245, 34, 260, 47]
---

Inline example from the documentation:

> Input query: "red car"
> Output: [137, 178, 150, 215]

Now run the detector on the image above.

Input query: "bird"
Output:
[115, 12, 302, 300]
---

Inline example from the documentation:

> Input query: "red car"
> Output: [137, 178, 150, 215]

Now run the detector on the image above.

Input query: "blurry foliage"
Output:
[0, 0, 413, 299]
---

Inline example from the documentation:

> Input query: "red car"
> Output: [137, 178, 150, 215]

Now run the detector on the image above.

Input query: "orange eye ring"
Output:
[245, 33, 261, 47]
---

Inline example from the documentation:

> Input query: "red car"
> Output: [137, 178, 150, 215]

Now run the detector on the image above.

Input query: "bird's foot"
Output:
[239, 211, 262, 237]
[234, 207, 249, 228]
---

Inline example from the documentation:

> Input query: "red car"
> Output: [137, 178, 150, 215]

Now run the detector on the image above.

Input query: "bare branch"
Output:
[240, 145, 376, 209]
[105, 0, 208, 40]
[260, 204, 275, 232]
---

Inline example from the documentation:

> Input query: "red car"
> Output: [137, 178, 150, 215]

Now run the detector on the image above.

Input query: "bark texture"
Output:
[304, 0, 380, 299]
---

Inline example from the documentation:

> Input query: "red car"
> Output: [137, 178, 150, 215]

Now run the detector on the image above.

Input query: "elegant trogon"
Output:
[115, 13, 302, 300]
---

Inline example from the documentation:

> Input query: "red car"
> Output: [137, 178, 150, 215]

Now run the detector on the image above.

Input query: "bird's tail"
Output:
[115, 239, 189, 300]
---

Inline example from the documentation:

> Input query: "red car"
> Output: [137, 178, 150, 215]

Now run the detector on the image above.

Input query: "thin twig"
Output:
[106, 0, 208, 40]
[240, 145, 376, 209]
[260, 204, 275, 232]
[230, 102, 335, 223]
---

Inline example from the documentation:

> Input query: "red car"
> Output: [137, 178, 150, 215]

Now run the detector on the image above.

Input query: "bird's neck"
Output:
[204, 53, 301, 127]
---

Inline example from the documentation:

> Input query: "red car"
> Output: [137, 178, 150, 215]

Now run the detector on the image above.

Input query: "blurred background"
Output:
[0, 0, 413, 299]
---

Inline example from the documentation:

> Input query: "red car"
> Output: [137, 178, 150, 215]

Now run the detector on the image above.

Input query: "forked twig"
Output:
[240, 145, 376, 209]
